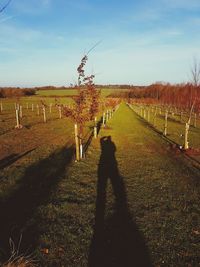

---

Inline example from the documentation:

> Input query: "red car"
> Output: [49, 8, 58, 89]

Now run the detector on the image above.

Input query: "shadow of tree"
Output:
[89, 136, 152, 267]
[0, 149, 36, 170]
[0, 145, 74, 262]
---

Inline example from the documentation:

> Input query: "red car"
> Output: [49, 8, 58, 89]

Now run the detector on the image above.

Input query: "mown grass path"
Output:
[1, 103, 199, 267]
[37, 103, 200, 267]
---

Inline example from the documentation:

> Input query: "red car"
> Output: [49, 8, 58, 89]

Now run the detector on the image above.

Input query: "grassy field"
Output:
[130, 104, 200, 163]
[0, 101, 199, 266]
[37, 88, 128, 97]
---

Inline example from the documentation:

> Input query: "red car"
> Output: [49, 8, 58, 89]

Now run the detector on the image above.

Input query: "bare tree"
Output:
[191, 57, 200, 86]
[0, 0, 12, 13]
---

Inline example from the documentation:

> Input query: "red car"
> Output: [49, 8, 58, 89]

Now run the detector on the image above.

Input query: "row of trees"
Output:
[124, 83, 200, 111]
[0, 88, 36, 98]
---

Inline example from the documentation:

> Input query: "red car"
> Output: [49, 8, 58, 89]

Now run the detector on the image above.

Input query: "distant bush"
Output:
[0, 88, 36, 98]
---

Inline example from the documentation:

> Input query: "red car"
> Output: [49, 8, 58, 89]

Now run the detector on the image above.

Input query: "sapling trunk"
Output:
[32, 104, 34, 111]
[26, 103, 29, 109]
[0, 102, 3, 113]
[49, 103, 52, 113]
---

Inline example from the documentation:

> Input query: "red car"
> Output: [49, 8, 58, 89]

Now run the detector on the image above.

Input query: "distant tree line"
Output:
[0, 88, 36, 98]
[108, 82, 200, 111]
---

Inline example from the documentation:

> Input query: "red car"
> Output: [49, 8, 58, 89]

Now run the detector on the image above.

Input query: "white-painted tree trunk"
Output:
[94, 117, 97, 139]
[180, 111, 183, 123]
[37, 104, 40, 115]
[147, 109, 150, 122]
[59, 106, 62, 119]
[163, 110, 168, 136]
[43, 106, 46, 123]
[184, 122, 189, 150]
[15, 109, 22, 129]
[74, 124, 80, 161]
[19, 105, 23, 118]
[106, 110, 109, 122]
[194, 113, 197, 127]
[102, 112, 105, 126]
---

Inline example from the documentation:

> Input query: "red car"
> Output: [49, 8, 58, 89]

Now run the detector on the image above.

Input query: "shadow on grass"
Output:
[84, 118, 102, 154]
[89, 136, 152, 267]
[0, 149, 36, 170]
[0, 145, 74, 262]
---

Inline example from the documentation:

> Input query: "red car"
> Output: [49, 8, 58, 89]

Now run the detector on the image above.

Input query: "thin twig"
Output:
[0, 0, 12, 13]
[86, 40, 102, 55]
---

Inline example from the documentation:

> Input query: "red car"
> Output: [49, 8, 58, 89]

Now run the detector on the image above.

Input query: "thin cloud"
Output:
[0, 15, 15, 24]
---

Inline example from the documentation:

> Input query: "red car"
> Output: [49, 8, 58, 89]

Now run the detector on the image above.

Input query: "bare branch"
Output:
[0, 0, 12, 13]
[191, 57, 200, 86]
[86, 40, 102, 55]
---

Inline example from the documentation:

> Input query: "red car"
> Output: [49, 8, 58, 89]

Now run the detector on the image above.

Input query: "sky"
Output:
[0, 0, 200, 87]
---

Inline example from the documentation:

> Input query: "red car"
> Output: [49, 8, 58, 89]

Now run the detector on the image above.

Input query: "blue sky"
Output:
[0, 0, 200, 86]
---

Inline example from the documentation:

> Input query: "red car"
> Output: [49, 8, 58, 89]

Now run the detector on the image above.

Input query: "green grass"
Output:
[37, 88, 128, 97]
[131, 104, 200, 162]
[37, 89, 77, 97]
[0, 103, 200, 266]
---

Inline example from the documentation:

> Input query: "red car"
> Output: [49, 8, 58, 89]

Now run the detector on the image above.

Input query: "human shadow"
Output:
[0, 145, 74, 262]
[89, 136, 152, 267]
